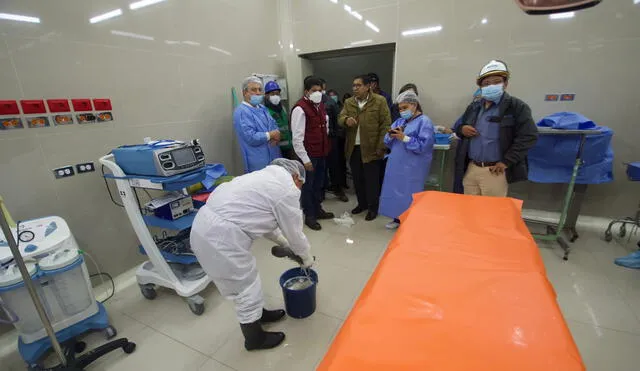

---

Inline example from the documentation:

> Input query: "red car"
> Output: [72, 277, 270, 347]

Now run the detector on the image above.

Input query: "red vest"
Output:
[294, 98, 330, 157]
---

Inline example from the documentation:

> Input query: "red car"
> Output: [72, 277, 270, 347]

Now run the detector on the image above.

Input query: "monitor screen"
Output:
[172, 148, 197, 166]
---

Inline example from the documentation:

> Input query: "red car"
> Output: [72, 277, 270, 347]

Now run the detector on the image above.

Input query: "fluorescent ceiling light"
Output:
[111, 30, 154, 41]
[289, 43, 294, 49]
[296, 48, 301, 52]
[635, 0, 640, 4]
[209, 45, 231, 56]
[344, 4, 352, 12]
[182, 40, 200, 46]
[330, 0, 338, 3]
[164, 40, 180, 45]
[0, 13, 40, 23]
[267, 54, 278, 58]
[481, 18, 488, 24]
[89, 9, 123, 24]
[130, 0, 166, 10]
[351, 11, 363, 21]
[365, 20, 379, 32]
[549, 11, 575, 19]
[350, 39, 372, 46]
[401, 25, 443, 36]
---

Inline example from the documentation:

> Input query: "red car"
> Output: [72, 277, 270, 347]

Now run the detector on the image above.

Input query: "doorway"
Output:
[300, 43, 396, 100]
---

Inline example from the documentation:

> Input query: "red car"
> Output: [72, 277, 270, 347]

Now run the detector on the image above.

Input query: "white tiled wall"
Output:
[0, 0, 283, 284]
[288, 0, 640, 218]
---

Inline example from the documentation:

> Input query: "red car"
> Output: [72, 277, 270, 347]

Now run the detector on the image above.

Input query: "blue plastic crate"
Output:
[627, 162, 640, 181]
[434, 133, 451, 145]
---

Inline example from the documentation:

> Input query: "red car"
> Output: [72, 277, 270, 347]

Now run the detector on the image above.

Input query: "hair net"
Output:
[242, 76, 262, 92]
[271, 158, 306, 183]
[396, 90, 420, 105]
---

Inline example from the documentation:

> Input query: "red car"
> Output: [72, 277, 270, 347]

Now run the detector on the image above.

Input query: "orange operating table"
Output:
[318, 192, 584, 371]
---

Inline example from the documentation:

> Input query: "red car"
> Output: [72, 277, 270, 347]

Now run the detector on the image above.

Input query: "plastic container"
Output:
[279, 268, 318, 319]
[434, 133, 451, 145]
[0, 262, 46, 336]
[39, 249, 93, 316]
[627, 162, 640, 181]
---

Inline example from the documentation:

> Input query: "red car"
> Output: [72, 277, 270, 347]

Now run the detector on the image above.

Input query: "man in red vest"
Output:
[291, 76, 334, 230]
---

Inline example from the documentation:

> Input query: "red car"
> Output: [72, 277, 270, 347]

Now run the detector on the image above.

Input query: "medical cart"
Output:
[604, 162, 640, 245]
[524, 127, 602, 260]
[425, 143, 451, 191]
[100, 154, 211, 315]
[0, 213, 135, 369]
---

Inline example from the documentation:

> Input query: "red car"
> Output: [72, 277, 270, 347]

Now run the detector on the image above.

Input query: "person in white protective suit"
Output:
[190, 158, 314, 351]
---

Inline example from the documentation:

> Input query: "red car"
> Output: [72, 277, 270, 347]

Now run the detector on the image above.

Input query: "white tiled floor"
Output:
[2, 196, 640, 370]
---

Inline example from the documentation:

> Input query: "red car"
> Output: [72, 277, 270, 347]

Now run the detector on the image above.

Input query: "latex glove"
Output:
[300, 254, 315, 269]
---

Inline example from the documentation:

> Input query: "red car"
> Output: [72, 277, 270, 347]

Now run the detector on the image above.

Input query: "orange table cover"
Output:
[318, 192, 584, 371]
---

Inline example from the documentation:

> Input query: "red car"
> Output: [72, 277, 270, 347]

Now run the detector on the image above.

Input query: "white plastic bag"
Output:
[333, 212, 355, 227]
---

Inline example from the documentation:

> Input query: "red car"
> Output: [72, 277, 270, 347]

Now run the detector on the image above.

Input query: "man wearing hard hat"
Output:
[453, 60, 538, 196]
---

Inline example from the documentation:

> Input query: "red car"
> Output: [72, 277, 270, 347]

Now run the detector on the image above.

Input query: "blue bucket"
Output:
[279, 268, 318, 319]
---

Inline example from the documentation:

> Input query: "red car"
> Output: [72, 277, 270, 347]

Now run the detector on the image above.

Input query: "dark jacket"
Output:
[322, 94, 343, 138]
[294, 98, 330, 158]
[454, 92, 538, 184]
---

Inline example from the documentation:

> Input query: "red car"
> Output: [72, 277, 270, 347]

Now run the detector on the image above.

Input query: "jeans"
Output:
[301, 157, 327, 221]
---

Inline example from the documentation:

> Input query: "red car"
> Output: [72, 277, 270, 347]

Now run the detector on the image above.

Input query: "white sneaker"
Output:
[385, 221, 400, 230]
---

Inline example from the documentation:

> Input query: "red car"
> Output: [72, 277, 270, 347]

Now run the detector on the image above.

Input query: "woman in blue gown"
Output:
[379, 90, 435, 229]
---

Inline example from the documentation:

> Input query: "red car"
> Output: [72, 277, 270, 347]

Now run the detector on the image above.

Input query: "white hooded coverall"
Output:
[190, 165, 311, 324]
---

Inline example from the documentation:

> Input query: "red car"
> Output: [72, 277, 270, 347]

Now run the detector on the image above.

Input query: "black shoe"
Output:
[317, 209, 335, 220]
[260, 308, 286, 323]
[305, 219, 322, 230]
[365, 211, 378, 221]
[240, 321, 285, 351]
[336, 192, 349, 202]
[351, 206, 366, 215]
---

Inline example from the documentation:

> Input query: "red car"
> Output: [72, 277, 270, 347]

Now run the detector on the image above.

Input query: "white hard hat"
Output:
[477, 60, 510, 85]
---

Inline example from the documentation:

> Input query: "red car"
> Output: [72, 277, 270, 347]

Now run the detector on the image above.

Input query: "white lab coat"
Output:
[190, 165, 311, 323]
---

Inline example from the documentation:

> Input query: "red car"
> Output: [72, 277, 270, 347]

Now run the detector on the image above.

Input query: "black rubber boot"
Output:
[260, 308, 286, 323]
[240, 321, 285, 351]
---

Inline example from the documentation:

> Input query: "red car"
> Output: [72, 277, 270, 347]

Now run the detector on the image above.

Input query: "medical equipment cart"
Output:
[0, 209, 135, 370]
[425, 144, 451, 191]
[100, 154, 211, 315]
[604, 162, 640, 245]
[524, 127, 602, 260]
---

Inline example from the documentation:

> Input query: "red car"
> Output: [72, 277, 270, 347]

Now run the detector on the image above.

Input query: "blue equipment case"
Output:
[19, 302, 112, 366]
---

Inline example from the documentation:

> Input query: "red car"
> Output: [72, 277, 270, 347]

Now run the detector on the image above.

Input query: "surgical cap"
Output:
[271, 158, 306, 183]
[396, 90, 420, 105]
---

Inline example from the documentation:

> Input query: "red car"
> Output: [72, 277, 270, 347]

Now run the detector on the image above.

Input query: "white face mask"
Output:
[309, 91, 323, 104]
[269, 95, 281, 105]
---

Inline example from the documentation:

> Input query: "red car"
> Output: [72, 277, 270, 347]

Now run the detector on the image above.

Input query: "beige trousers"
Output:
[463, 163, 508, 197]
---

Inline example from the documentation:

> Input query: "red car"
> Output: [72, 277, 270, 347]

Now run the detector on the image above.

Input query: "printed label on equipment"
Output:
[0, 117, 24, 130]
[27, 116, 50, 128]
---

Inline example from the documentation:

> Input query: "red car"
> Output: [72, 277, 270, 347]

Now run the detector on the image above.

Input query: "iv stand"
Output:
[0, 211, 67, 366]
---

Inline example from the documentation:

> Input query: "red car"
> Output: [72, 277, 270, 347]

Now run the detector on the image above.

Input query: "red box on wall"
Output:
[0, 100, 19, 115]
[71, 99, 93, 112]
[47, 99, 71, 113]
[20, 100, 47, 114]
[93, 98, 112, 111]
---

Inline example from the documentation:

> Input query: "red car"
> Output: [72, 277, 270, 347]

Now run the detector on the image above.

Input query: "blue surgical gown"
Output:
[379, 114, 435, 219]
[233, 103, 282, 173]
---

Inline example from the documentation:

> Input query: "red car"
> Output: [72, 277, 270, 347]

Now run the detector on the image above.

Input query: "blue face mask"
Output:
[400, 109, 413, 120]
[331, 95, 338, 103]
[250, 94, 264, 106]
[481, 84, 504, 103]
